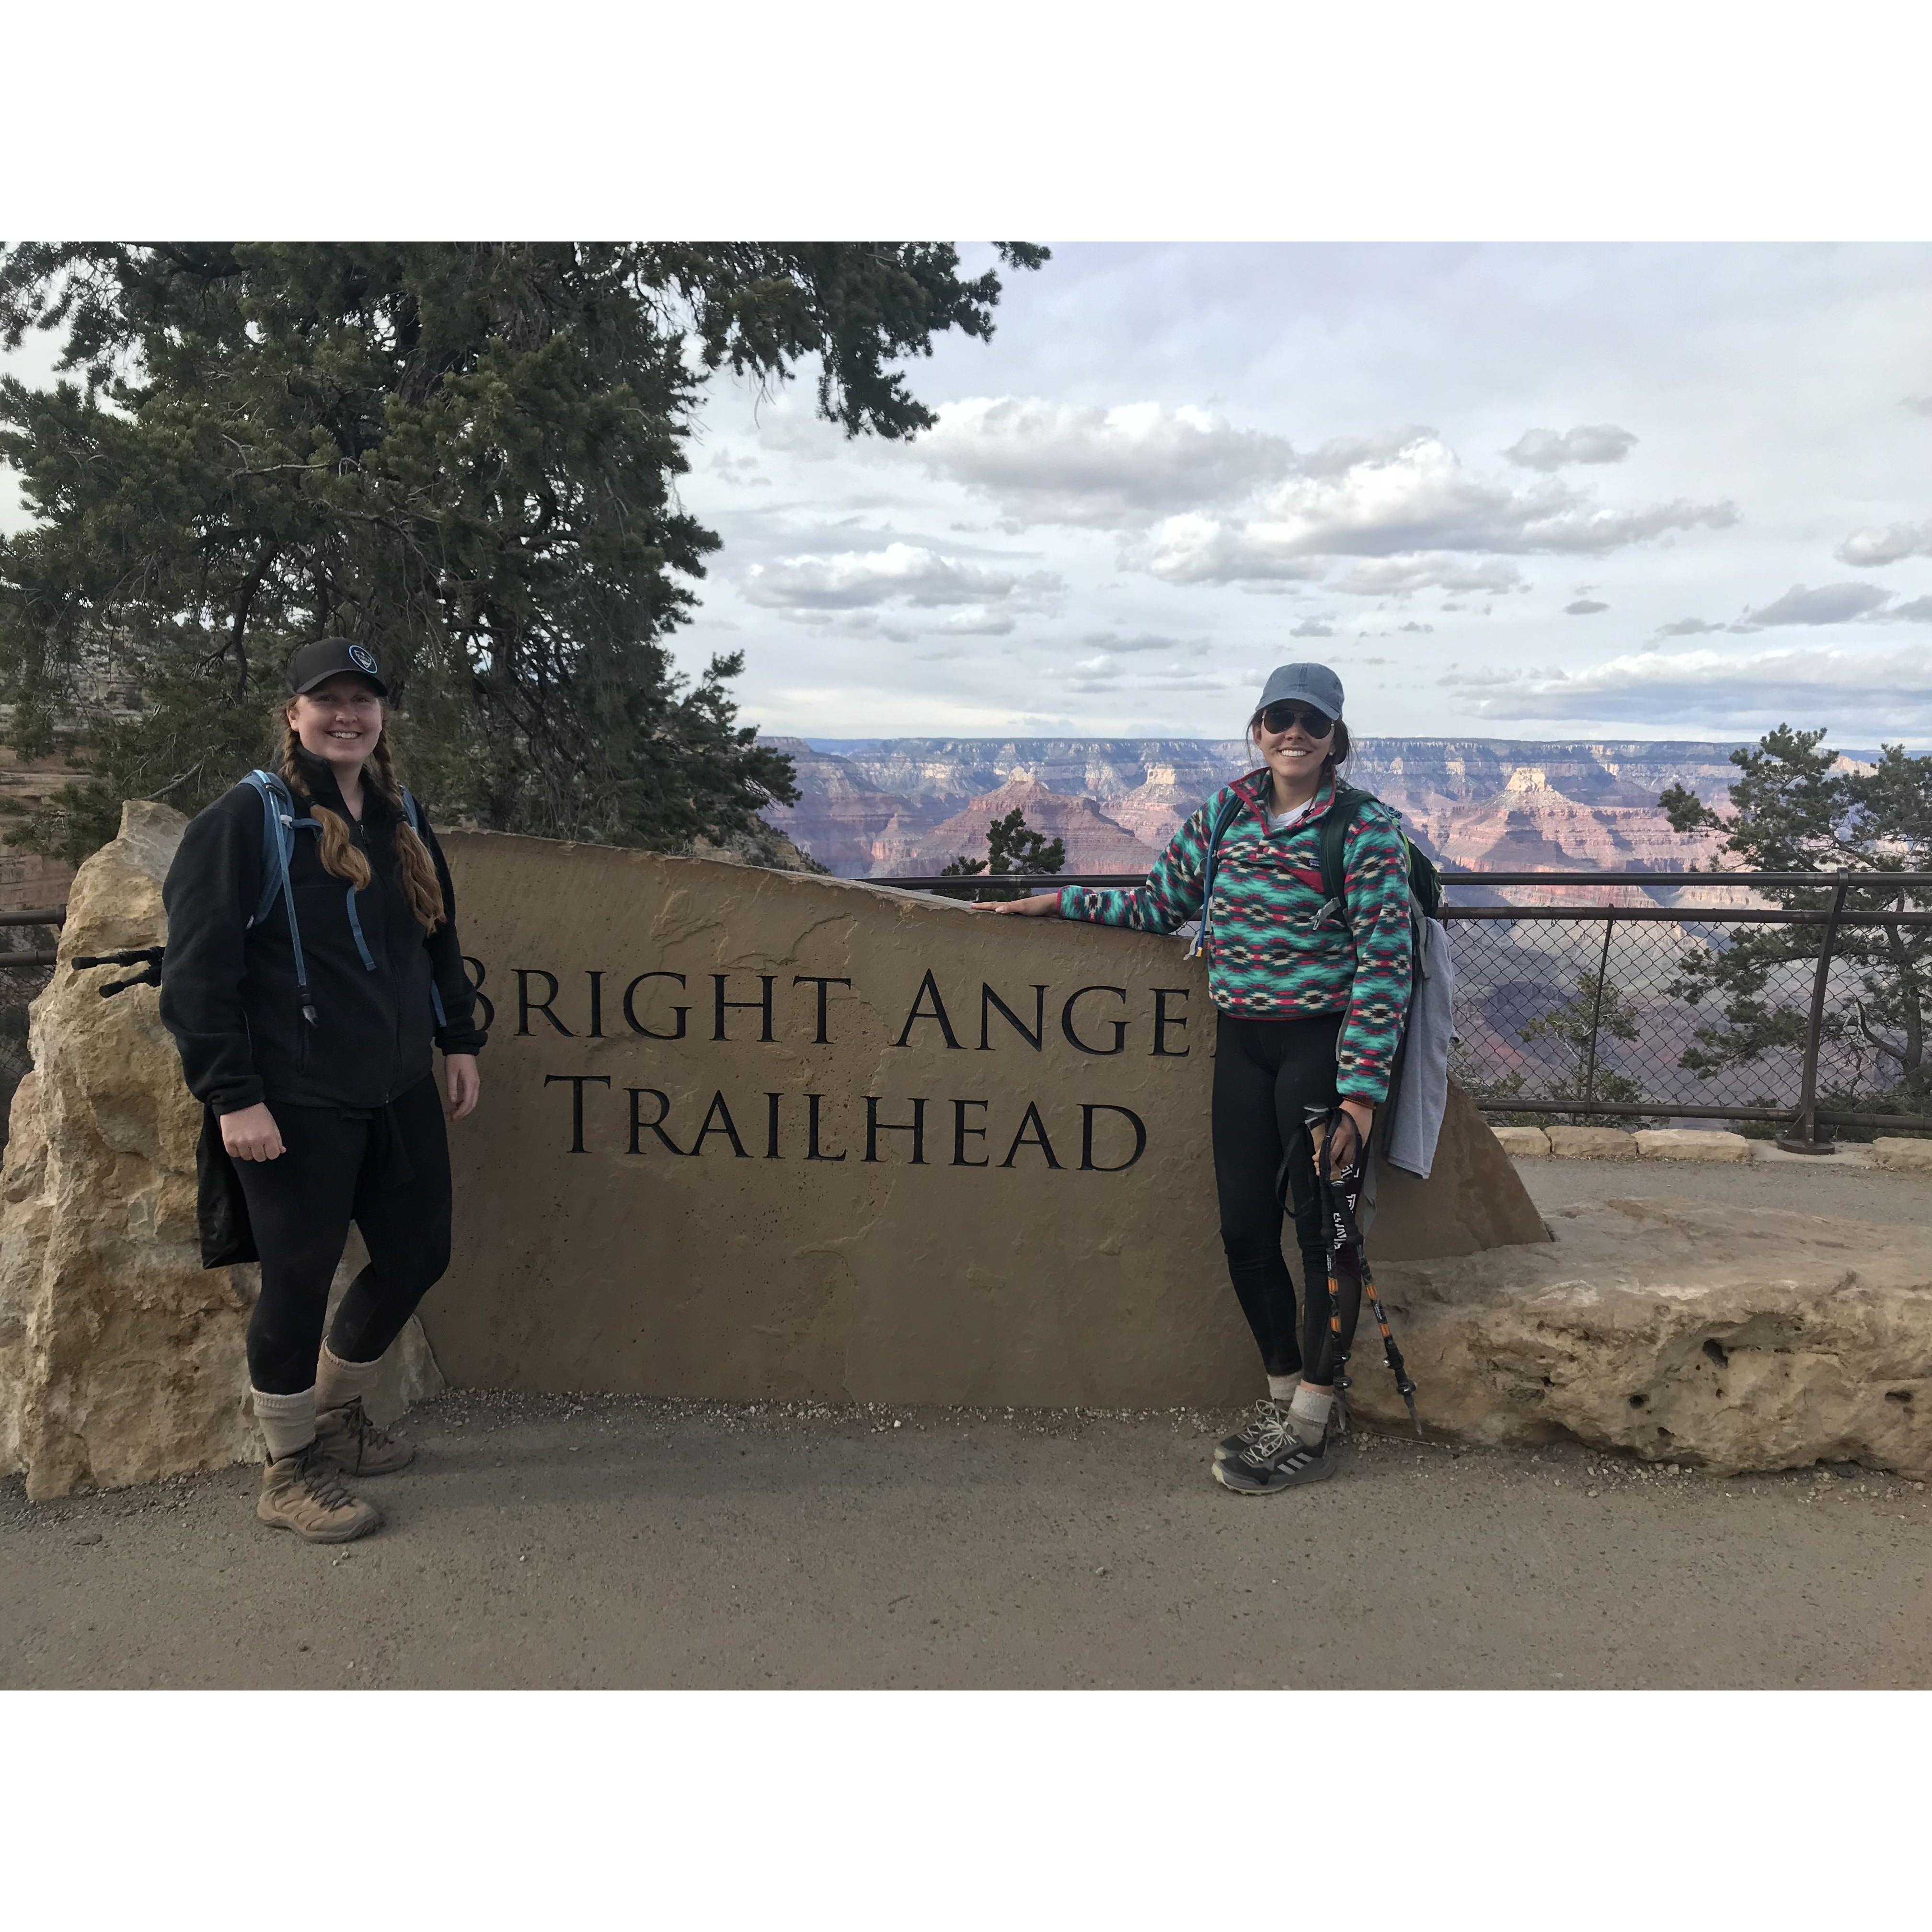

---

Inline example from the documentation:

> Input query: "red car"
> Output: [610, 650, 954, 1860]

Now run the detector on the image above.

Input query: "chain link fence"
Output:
[893, 869, 1932, 1144]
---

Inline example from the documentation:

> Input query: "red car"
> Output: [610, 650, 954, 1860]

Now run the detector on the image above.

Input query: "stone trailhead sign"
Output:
[429, 833, 1545, 1407]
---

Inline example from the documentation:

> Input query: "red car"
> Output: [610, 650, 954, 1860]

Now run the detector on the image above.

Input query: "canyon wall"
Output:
[764, 736, 1752, 889]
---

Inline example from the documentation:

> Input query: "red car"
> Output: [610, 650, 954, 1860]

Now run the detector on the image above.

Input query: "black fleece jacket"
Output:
[160, 752, 487, 1115]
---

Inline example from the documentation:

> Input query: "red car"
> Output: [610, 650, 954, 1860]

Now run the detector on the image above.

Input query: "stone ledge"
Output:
[1348, 1196, 1932, 1480]
[1546, 1125, 1637, 1161]
[1489, 1126, 1550, 1158]
[1633, 1128, 1749, 1164]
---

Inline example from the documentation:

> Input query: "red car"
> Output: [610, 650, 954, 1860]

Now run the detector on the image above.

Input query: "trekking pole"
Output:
[72, 946, 166, 997]
[1311, 1106, 1422, 1438]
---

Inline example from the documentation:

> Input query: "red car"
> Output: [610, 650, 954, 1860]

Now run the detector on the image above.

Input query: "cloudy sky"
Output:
[7, 242, 1931, 746]
[667, 242, 1932, 745]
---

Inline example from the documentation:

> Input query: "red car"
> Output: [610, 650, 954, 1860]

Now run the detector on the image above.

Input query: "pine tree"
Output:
[0, 242, 1047, 860]
[938, 808, 1067, 901]
[1661, 725, 1932, 1121]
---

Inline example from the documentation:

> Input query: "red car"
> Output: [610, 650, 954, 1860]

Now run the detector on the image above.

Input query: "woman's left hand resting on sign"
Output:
[444, 1053, 481, 1120]
[974, 892, 1062, 916]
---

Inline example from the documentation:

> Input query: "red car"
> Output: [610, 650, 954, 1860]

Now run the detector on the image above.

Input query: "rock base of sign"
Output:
[0, 803, 441, 1500]
[1344, 1195, 1931, 1480]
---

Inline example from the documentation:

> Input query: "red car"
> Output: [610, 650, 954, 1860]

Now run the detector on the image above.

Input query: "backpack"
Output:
[241, 769, 446, 1030]
[1316, 783, 1444, 928]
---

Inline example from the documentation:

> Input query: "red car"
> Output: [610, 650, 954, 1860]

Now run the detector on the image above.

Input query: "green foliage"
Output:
[937, 807, 1066, 901]
[0, 242, 1046, 862]
[1512, 968, 1653, 1121]
[1661, 724, 1932, 1120]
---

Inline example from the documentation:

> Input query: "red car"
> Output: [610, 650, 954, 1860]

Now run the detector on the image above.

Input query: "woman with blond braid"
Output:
[161, 639, 487, 1543]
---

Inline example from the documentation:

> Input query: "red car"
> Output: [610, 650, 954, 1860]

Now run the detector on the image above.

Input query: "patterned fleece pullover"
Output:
[1057, 770, 1415, 1103]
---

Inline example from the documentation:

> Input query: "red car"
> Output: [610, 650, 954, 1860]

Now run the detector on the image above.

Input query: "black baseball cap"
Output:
[285, 637, 390, 698]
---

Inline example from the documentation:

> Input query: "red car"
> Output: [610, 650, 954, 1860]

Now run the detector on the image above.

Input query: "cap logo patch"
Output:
[348, 645, 379, 674]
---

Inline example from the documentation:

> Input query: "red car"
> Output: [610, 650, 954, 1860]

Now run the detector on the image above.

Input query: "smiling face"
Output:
[1252, 702, 1336, 794]
[287, 674, 385, 774]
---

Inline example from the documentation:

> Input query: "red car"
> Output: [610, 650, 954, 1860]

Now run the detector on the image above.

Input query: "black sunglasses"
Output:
[1257, 702, 1336, 737]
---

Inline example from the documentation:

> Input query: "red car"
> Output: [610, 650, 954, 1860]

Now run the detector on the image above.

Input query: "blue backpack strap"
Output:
[242, 770, 319, 1026]
[1185, 788, 1248, 960]
[400, 787, 448, 1029]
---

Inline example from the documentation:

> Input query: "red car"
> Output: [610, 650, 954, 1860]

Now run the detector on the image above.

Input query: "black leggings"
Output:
[235, 1074, 453, 1394]
[1212, 1010, 1361, 1382]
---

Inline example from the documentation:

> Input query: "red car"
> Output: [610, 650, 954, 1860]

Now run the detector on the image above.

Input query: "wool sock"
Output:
[253, 1386, 317, 1461]
[1288, 1383, 1335, 1446]
[1266, 1373, 1300, 1405]
[315, 1344, 382, 1416]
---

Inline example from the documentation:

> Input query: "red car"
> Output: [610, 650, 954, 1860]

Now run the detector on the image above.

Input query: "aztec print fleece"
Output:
[1058, 770, 1415, 1103]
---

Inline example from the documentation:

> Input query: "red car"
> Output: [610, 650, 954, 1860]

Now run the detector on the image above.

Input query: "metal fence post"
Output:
[1581, 912, 1615, 1110]
[1778, 875, 1851, 1154]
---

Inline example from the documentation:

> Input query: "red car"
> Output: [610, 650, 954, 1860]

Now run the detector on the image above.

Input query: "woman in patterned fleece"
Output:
[980, 663, 1412, 1493]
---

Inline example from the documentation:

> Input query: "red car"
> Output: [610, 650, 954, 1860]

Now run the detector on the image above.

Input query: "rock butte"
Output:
[2, 803, 1923, 1494]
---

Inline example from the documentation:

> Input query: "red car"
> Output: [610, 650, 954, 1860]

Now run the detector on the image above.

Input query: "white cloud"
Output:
[1836, 519, 1932, 567]
[1503, 424, 1639, 470]
[1903, 398, 1932, 416]
[1329, 555, 1526, 596]
[1445, 642, 1932, 728]
[913, 396, 1294, 529]
[1564, 598, 1610, 615]
[1656, 616, 1727, 636]
[1737, 581, 1891, 626]
[1290, 617, 1334, 637]
[742, 542, 1062, 613]
[1079, 629, 1207, 655]
[1141, 434, 1735, 586]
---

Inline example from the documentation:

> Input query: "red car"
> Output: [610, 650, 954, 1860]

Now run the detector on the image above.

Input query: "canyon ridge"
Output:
[760, 737, 1765, 889]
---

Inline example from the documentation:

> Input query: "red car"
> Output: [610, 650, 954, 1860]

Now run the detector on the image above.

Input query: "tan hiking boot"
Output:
[257, 1441, 383, 1543]
[315, 1396, 416, 1477]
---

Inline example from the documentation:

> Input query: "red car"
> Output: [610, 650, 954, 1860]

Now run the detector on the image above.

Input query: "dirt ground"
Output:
[4, 1156, 1929, 1691]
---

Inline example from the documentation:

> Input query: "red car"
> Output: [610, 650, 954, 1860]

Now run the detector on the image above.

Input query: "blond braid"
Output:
[275, 711, 447, 932]
[279, 722, 372, 894]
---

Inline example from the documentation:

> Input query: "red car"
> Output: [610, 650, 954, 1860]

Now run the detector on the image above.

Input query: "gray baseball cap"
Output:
[1257, 661, 1344, 721]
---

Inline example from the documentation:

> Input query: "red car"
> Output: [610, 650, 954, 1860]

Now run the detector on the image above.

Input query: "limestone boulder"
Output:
[1547, 1125, 1636, 1160]
[1490, 1126, 1551, 1158]
[0, 802, 440, 1500]
[1634, 1128, 1748, 1163]
[1343, 1195, 1932, 1480]
[1872, 1138, 1932, 1176]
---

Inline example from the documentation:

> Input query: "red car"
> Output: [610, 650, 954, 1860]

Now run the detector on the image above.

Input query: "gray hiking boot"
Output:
[257, 1440, 383, 1542]
[315, 1397, 416, 1477]
[1213, 1411, 1337, 1495]
[1216, 1400, 1288, 1462]
[1217, 1391, 1347, 1462]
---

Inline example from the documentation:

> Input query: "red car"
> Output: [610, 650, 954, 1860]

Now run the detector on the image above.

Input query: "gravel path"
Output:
[5, 1387, 1927, 1690]
[1513, 1149, 1932, 1233]
[6, 1156, 1926, 1691]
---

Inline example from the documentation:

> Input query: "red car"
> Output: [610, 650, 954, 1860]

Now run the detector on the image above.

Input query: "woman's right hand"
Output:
[220, 1102, 285, 1162]
[973, 891, 1063, 917]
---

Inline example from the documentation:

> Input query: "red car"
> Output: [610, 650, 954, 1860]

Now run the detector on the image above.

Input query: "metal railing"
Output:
[883, 869, 1932, 1149]
[0, 905, 66, 971]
